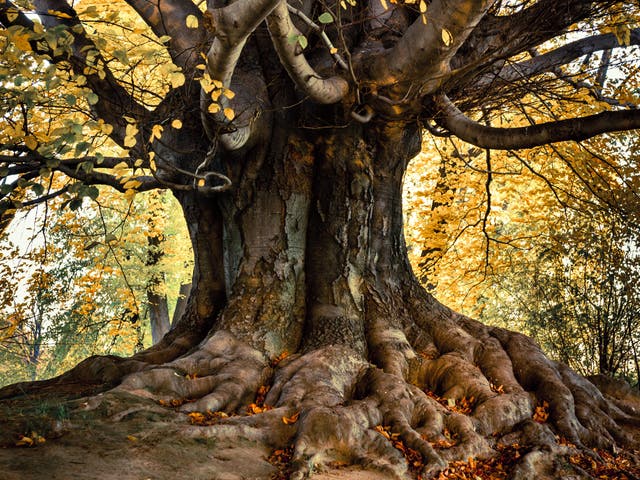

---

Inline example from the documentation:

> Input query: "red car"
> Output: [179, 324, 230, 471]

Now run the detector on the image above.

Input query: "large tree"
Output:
[1, 0, 640, 477]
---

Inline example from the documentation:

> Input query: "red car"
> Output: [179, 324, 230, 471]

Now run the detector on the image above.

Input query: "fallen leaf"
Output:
[282, 412, 300, 425]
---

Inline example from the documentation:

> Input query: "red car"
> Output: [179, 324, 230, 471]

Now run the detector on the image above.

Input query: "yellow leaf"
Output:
[123, 179, 142, 190]
[16, 436, 34, 447]
[100, 122, 113, 135]
[24, 135, 37, 150]
[169, 71, 185, 88]
[185, 14, 199, 29]
[197, 178, 206, 187]
[171, 119, 183, 129]
[379, 0, 388, 10]
[6, 7, 19, 22]
[330, 47, 338, 54]
[210, 89, 222, 102]
[149, 124, 163, 142]
[124, 124, 138, 147]
[126, 435, 138, 442]
[282, 412, 300, 425]
[223, 108, 235, 121]
[11, 31, 32, 52]
[419, 0, 427, 12]
[441, 28, 452, 46]
[126, 123, 138, 137]
[134, 159, 143, 167]
[208, 103, 221, 114]
[223, 89, 235, 100]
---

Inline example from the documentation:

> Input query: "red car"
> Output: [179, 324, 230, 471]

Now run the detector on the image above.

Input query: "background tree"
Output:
[1, 0, 640, 478]
[0, 189, 192, 386]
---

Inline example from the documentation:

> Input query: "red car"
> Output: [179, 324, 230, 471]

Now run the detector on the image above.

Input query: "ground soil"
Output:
[0, 390, 391, 480]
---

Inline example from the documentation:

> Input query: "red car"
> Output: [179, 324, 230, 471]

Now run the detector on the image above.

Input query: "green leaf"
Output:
[297, 35, 308, 49]
[86, 92, 99, 105]
[31, 183, 44, 196]
[68, 197, 83, 211]
[318, 12, 334, 24]
[79, 161, 94, 174]
[79, 185, 99, 200]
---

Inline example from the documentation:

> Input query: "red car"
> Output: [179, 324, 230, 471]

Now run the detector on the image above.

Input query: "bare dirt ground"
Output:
[0, 391, 389, 480]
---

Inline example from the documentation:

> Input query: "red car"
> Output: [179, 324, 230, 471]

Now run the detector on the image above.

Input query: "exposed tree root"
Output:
[116, 330, 271, 413]
[2, 295, 639, 479]
[80, 315, 635, 479]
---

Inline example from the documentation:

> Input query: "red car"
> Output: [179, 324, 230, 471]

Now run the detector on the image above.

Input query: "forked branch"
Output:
[364, 0, 495, 90]
[266, 0, 349, 103]
[124, 0, 206, 71]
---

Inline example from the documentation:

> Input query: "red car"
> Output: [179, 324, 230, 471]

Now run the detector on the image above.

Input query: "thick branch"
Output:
[57, 165, 159, 193]
[201, 0, 279, 150]
[363, 0, 495, 90]
[450, 0, 616, 87]
[475, 30, 640, 88]
[434, 95, 640, 149]
[266, 1, 349, 104]
[33, 0, 149, 151]
[124, 0, 205, 71]
[203, 0, 279, 86]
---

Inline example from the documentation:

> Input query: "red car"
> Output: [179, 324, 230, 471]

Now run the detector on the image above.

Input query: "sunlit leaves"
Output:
[223, 108, 235, 121]
[149, 124, 164, 142]
[317, 12, 333, 24]
[441, 28, 452, 46]
[169, 70, 185, 88]
[185, 14, 199, 29]
[124, 123, 139, 147]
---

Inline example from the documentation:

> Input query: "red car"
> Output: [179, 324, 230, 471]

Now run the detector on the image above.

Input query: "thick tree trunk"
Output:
[1, 118, 639, 479]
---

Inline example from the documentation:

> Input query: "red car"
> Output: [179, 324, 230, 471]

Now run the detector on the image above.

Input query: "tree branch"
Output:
[362, 0, 495, 91]
[434, 95, 640, 150]
[448, 0, 618, 94]
[32, 0, 149, 152]
[474, 30, 640, 88]
[200, 0, 280, 150]
[266, 0, 349, 103]
[57, 164, 159, 193]
[124, 0, 206, 71]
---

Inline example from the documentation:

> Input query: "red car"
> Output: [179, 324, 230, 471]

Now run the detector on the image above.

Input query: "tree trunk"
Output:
[2, 118, 639, 479]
